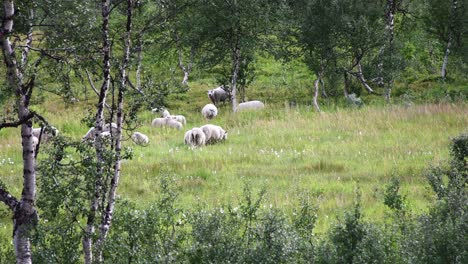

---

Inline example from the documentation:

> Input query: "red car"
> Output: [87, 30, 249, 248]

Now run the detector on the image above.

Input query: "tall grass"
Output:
[2, 85, 465, 233]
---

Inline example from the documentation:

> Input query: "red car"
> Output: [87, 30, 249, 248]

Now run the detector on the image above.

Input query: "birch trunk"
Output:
[355, 61, 375, 93]
[83, 1, 111, 263]
[96, 1, 133, 261]
[312, 71, 322, 113]
[1, 1, 38, 263]
[175, 32, 194, 86]
[441, 0, 458, 79]
[343, 71, 350, 98]
[231, 47, 240, 112]
[384, 0, 396, 103]
[135, 32, 143, 90]
[441, 36, 451, 79]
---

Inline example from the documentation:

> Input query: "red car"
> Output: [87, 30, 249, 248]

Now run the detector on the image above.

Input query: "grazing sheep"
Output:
[208, 85, 230, 105]
[82, 122, 119, 142]
[166, 118, 183, 130]
[201, 104, 218, 120]
[152, 107, 187, 125]
[152, 107, 171, 118]
[152, 117, 183, 130]
[82, 127, 96, 141]
[32, 126, 59, 143]
[101, 131, 112, 139]
[236, 100, 265, 112]
[31, 136, 39, 150]
[184, 127, 206, 148]
[200, 124, 227, 144]
[103, 122, 118, 134]
[169, 115, 187, 125]
[131, 132, 149, 146]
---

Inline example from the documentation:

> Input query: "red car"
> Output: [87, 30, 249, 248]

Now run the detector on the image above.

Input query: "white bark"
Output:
[1, 1, 38, 263]
[83, 1, 111, 263]
[174, 31, 194, 86]
[96, 1, 133, 260]
[231, 47, 240, 112]
[135, 32, 143, 90]
[355, 61, 375, 93]
[441, 0, 458, 79]
[384, 0, 396, 103]
[313, 79, 321, 112]
[441, 37, 451, 79]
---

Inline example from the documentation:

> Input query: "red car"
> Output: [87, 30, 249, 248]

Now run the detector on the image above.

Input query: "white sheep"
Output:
[82, 123, 119, 141]
[31, 136, 39, 150]
[169, 115, 187, 125]
[151, 117, 183, 130]
[236, 100, 265, 112]
[166, 118, 183, 130]
[131, 132, 149, 146]
[152, 107, 186, 125]
[201, 104, 218, 120]
[82, 127, 96, 141]
[32, 126, 59, 143]
[152, 107, 171, 118]
[184, 127, 206, 148]
[200, 124, 227, 144]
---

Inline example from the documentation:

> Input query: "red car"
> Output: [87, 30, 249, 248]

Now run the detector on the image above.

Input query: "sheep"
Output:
[169, 115, 187, 125]
[131, 132, 149, 146]
[32, 126, 59, 143]
[201, 104, 218, 120]
[207, 85, 230, 105]
[151, 117, 183, 130]
[184, 127, 206, 148]
[82, 127, 96, 141]
[200, 124, 227, 144]
[152, 107, 187, 125]
[152, 107, 171, 118]
[81, 123, 119, 141]
[236, 100, 265, 112]
[100, 131, 112, 139]
[166, 118, 183, 130]
[31, 136, 39, 150]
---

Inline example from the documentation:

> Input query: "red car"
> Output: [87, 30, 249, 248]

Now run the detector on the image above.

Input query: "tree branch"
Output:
[0, 186, 19, 211]
[126, 76, 144, 95]
[0, 112, 35, 129]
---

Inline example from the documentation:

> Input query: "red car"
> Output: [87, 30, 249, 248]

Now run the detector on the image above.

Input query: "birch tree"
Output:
[425, 0, 464, 80]
[0, 1, 45, 263]
[197, 0, 281, 111]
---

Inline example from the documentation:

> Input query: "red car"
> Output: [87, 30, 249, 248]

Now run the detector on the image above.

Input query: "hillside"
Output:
[1, 82, 467, 232]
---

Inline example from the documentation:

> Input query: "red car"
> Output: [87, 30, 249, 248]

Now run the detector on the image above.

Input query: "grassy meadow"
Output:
[1, 82, 467, 233]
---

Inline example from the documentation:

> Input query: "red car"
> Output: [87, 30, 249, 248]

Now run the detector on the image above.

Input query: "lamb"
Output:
[236, 100, 265, 112]
[152, 107, 187, 125]
[184, 127, 206, 148]
[32, 126, 59, 143]
[151, 117, 183, 130]
[131, 132, 149, 146]
[201, 104, 218, 120]
[207, 85, 230, 105]
[200, 124, 227, 144]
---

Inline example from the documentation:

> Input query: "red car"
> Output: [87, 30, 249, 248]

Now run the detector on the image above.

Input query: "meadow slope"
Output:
[1, 85, 466, 231]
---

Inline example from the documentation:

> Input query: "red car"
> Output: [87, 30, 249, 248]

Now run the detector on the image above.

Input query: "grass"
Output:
[1, 82, 466, 233]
